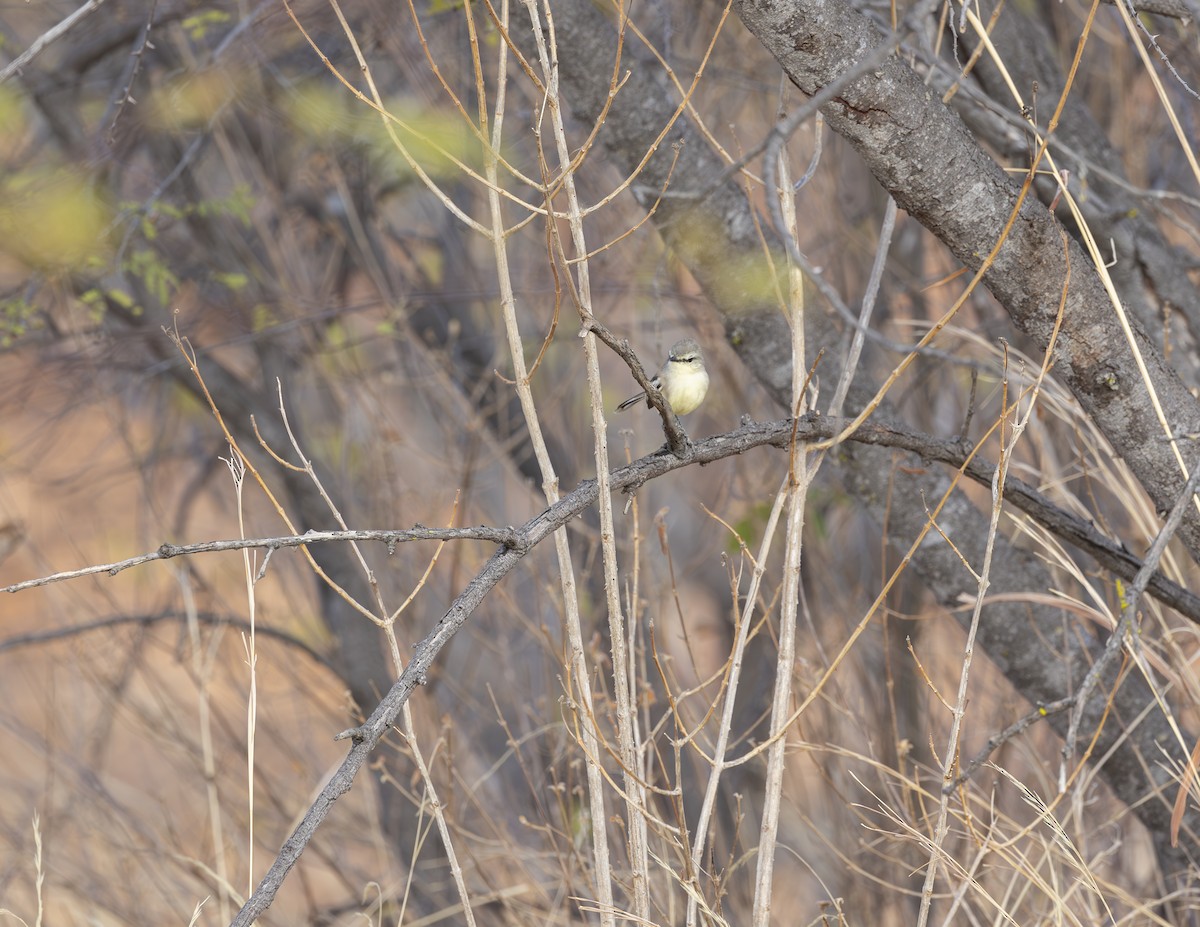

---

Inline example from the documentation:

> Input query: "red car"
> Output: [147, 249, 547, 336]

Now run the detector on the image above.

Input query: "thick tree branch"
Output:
[215, 410, 1200, 922]
[732, 0, 1200, 562]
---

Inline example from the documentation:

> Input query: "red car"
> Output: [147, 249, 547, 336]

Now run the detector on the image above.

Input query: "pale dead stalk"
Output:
[684, 488, 789, 927]
[486, 0, 619, 922]
[751, 143, 812, 927]
[521, 0, 652, 919]
[179, 571, 233, 924]
[222, 449, 259, 896]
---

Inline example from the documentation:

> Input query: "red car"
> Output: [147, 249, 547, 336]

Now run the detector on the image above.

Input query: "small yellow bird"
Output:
[616, 338, 709, 415]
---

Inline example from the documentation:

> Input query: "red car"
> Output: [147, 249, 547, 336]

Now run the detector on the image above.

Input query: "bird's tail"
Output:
[616, 391, 647, 411]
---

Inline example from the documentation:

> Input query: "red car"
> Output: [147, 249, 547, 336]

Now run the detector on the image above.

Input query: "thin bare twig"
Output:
[0, 0, 110, 84]
[103, 0, 160, 145]
[948, 698, 1075, 790]
[585, 319, 692, 456]
[1063, 454, 1200, 761]
[2, 526, 522, 594]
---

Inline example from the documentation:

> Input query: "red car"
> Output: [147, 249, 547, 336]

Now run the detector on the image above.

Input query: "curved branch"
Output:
[218, 411, 1200, 923]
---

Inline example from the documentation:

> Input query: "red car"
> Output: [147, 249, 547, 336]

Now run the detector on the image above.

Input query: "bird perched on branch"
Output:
[616, 338, 709, 416]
